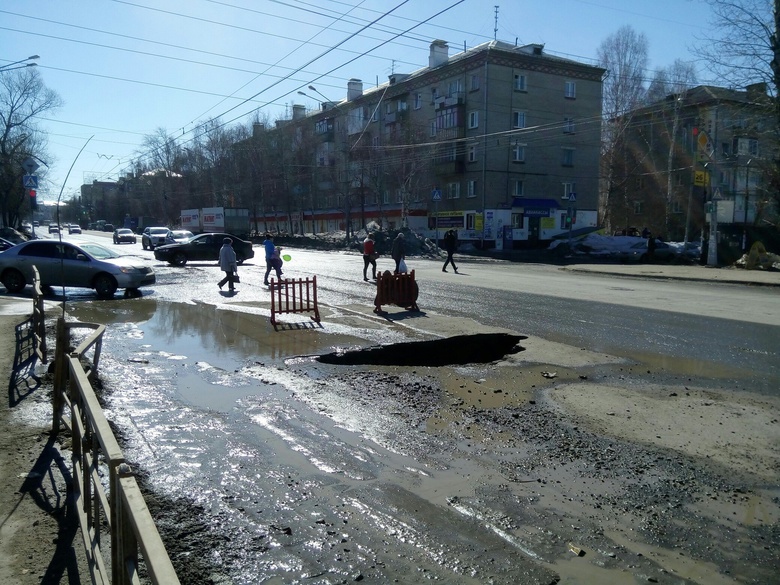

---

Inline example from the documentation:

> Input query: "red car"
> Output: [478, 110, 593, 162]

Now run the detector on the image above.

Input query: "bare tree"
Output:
[694, 0, 780, 213]
[0, 68, 61, 227]
[597, 25, 649, 232]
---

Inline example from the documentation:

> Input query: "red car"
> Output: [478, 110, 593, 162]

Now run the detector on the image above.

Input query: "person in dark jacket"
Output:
[391, 232, 405, 274]
[442, 229, 458, 273]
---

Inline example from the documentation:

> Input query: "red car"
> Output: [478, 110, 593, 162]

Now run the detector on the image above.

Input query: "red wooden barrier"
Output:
[270, 276, 321, 326]
[374, 270, 419, 313]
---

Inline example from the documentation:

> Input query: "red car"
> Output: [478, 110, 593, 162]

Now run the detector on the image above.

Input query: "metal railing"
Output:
[48, 315, 180, 585]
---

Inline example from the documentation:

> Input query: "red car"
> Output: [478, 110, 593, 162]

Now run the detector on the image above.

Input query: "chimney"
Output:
[347, 78, 363, 101]
[292, 104, 306, 119]
[252, 122, 265, 137]
[746, 82, 767, 99]
[429, 40, 449, 68]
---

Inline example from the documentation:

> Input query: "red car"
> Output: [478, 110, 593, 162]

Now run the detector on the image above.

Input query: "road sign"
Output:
[23, 174, 38, 189]
[22, 157, 39, 174]
[568, 193, 576, 202]
[431, 189, 442, 201]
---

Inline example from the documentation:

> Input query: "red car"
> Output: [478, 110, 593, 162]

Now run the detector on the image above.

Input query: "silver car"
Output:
[142, 226, 172, 250]
[0, 240, 155, 298]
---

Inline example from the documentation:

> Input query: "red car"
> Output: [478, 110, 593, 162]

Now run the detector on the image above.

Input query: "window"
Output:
[467, 145, 477, 162]
[513, 111, 526, 129]
[371, 106, 379, 122]
[435, 107, 460, 130]
[382, 190, 390, 204]
[514, 73, 527, 91]
[468, 111, 479, 129]
[563, 182, 576, 198]
[395, 189, 403, 203]
[511, 213, 524, 228]
[385, 102, 393, 115]
[430, 121, 436, 137]
[466, 213, 476, 230]
[633, 201, 643, 214]
[513, 179, 524, 196]
[512, 143, 526, 162]
[397, 99, 407, 111]
[414, 93, 422, 109]
[445, 143, 457, 161]
[721, 141, 730, 156]
[467, 180, 477, 198]
[565, 81, 576, 98]
[672, 201, 683, 214]
[748, 138, 758, 156]
[431, 87, 438, 102]
[470, 74, 480, 91]
[636, 176, 644, 189]
[448, 79, 462, 95]
[562, 147, 575, 166]
[372, 135, 380, 148]
[564, 117, 575, 133]
[447, 182, 460, 199]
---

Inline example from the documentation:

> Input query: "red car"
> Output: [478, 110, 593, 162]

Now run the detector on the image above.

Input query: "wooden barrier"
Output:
[269, 276, 321, 326]
[52, 318, 180, 585]
[374, 269, 420, 313]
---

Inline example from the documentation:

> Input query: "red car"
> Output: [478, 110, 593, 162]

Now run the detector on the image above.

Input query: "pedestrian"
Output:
[271, 246, 284, 275]
[362, 232, 377, 281]
[641, 226, 649, 239]
[217, 237, 238, 292]
[442, 229, 459, 273]
[262, 233, 281, 285]
[647, 232, 656, 262]
[391, 232, 405, 274]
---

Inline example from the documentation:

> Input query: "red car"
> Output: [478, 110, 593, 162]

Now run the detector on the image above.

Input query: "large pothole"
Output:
[317, 333, 526, 366]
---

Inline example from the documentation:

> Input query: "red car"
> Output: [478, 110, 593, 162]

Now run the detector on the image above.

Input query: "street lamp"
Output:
[743, 158, 752, 251]
[0, 54, 39, 71]
[307, 85, 334, 103]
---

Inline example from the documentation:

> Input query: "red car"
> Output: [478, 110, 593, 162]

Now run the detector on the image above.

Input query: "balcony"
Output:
[434, 158, 464, 175]
[432, 126, 465, 141]
[434, 92, 465, 110]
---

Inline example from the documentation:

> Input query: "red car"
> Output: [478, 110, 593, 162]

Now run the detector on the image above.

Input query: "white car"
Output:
[0, 240, 155, 298]
[142, 227, 172, 250]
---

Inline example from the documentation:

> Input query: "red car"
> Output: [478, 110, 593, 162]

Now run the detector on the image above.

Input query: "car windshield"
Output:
[118, 229, 132, 234]
[172, 231, 193, 239]
[79, 242, 120, 259]
[151, 228, 169, 234]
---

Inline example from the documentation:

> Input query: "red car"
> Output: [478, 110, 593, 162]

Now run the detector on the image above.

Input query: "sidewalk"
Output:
[561, 262, 780, 287]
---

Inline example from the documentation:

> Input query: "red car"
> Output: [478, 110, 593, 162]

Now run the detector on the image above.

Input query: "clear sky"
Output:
[1, 0, 713, 203]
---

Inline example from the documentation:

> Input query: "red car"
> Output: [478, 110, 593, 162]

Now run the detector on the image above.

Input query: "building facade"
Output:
[252, 40, 605, 248]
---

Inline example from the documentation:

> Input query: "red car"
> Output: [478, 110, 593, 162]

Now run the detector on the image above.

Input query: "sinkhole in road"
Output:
[317, 333, 526, 366]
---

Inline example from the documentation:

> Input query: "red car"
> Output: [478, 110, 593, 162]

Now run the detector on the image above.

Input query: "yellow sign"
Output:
[475, 213, 483, 231]
[540, 217, 556, 229]
[694, 170, 709, 187]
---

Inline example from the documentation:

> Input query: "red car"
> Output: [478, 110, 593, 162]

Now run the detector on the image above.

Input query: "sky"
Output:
[0, 0, 715, 204]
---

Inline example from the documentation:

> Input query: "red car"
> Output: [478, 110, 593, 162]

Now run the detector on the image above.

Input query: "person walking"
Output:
[217, 237, 238, 292]
[391, 232, 405, 274]
[262, 233, 282, 285]
[362, 233, 377, 281]
[442, 229, 458, 273]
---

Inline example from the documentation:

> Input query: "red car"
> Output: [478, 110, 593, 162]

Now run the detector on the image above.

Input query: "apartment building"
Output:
[252, 40, 605, 248]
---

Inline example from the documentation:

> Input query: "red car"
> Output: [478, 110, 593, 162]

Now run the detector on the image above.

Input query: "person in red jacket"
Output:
[362, 233, 377, 281]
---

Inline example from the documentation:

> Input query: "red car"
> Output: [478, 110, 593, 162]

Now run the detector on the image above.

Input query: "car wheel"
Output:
[94, 274, 118, 298]
[172, 252, 187, 266]
[639, 253, 648, 263]
[236, 254, 245, 265]
[1, 268, 26, 293]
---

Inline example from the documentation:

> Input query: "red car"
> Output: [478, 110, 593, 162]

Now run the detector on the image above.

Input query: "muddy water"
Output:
[64, 299, 779, 584]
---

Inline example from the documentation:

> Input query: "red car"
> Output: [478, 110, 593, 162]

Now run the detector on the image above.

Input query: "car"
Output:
[165, 230, 194, 244]
[142, 226, 172, 250]
[0, 240, 155, 298]
[154, 233, 254, 266]
[48, 224, 60, 234]
[621, 239, 680, 263]
[102, 223, 115, 232]
[113, 228, 137, 244]
[0, 237, 15, 252]
[0, 227, 29, 244]
[68, 224, 82, 234]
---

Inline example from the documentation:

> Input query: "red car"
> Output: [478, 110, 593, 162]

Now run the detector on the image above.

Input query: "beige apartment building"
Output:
[253, 40, 605, 248]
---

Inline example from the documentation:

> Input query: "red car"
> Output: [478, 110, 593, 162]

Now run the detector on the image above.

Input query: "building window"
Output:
[512, 143, 526, 162]
[672, 200, 683, 214]
[636, 176, 644, 189]
[468, 111, 479, 129]
[513, 179, 524, 196]
[564, 117, 575, 133]
[511, 213, 523, 228]
[447, 182, 460, 199]
[514, 73, 527, 91]
[467, 145, 477, 162]
[431, 87, 438, 102]
[470, 74, 480, 91]
[385, 102, 393, 115]
[748, 138, 758, 156]
[430, 121, 436, 137]
[371, 106, 378, 122]
[563, 182, 576, 198]
[448, 79, 463, 95]
[445, 143, 457, 161]
[467, 180, 477, 198]
[633, 201, 643, 214]
[466, 213, 476, 230]
[565, 81, 576, 98]
[397, 99, 407, 111]
[513, 111, 526, 129]
[414, 93, 422, 109]
[395, 189, 403, 203]
[562, 147, 575, 166]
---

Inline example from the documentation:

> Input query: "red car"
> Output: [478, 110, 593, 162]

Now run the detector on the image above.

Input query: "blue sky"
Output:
[1, 0, 712, 203]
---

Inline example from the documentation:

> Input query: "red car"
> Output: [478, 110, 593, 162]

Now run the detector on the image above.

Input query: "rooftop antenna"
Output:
[494, 5, 499, 41]
[391, 59, 396, 75]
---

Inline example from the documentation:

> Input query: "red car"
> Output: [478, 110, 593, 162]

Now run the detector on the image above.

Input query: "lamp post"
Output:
[307, 85, 334, 103]
[0, 54, 39, 71]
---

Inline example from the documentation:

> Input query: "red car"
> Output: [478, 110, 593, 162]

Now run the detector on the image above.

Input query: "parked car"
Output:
[0, 240, 155, 298]
[113, 228, 137, 244]
[621, 239, 680, 263]
[165, 230, 194, 244]
[142, 226, 172, 250]
[68, 224, 82, 234]
[0, 237, 15, 252]
[102, 223, 115, 232]
[48, 224, 60, 234]
[154, 233, 254, 266]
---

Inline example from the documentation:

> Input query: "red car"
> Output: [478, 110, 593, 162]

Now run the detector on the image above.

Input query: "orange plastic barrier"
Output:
[270, 276, 321, 326]
[374, 270, 419, 313]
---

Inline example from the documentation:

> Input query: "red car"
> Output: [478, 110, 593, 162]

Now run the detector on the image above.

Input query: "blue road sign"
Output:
[23, 174, 38, 189]
[432, 189, 442, 201]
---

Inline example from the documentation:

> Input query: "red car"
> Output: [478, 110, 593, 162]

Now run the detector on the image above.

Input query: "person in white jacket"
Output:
[218, 237, 238, 292]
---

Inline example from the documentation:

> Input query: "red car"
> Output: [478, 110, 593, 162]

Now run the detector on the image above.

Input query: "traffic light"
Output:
[29, 189, 38, 210]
